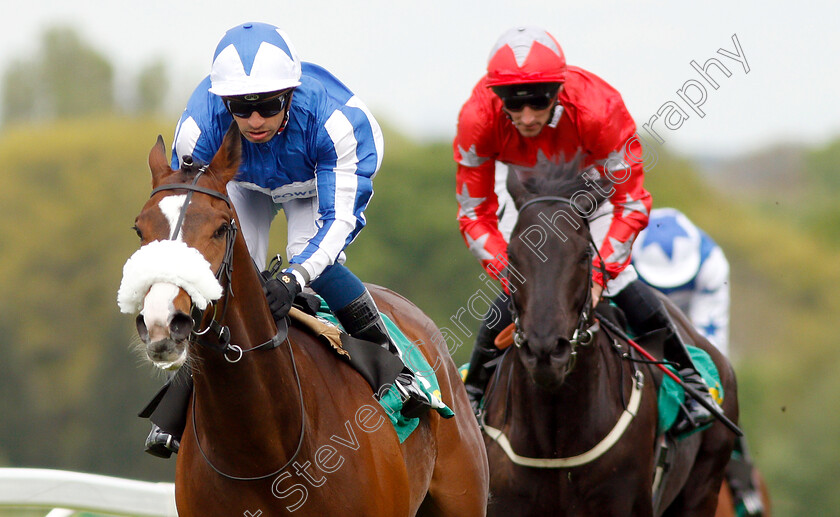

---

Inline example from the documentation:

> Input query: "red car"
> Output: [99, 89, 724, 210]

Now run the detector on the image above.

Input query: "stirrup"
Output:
[673, 369, 717, 434]
[735, 489, 765, 516]
[144, 424, 180, 459]
[393, 373, 433, 419]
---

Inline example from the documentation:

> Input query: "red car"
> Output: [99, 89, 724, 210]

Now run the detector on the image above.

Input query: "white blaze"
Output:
[141, 282, 180, 339]
[158, 194, 188, 241]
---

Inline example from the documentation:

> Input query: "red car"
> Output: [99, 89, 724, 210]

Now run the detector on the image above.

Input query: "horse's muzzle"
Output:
[136, 311, 192, 369]
[519, 337, 574, 391]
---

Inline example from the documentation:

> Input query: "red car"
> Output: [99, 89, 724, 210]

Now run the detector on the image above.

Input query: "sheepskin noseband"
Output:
[117, 239, 223, 313]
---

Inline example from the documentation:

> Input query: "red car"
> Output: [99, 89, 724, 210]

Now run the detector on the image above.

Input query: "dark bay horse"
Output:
[120, 125, 488, 515]
[479, 171, 737, 516]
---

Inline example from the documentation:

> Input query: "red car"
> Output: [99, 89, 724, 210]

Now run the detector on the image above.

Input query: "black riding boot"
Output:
[140, 366, 193, 458]
[463, 291, 511, 417]
[612, 279, 719, 433]
[727, 435, 765, 516]
[334, 289, 434, 419]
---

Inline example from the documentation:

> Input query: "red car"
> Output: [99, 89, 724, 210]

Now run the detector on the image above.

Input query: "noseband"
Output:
[509, 196, 605, 368]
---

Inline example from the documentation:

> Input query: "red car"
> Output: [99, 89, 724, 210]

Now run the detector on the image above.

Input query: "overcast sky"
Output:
[2, 0, 838, 157]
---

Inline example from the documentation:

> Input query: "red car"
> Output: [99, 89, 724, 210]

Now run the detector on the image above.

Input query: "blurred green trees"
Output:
[1, 26, 168, 126]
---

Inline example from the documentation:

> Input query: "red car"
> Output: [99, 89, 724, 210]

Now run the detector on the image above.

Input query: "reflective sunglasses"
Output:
[224, 92, 291, 118]
[501, 92, 556, 112]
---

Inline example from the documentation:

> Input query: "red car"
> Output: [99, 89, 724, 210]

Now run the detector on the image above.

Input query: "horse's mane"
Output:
[515, 164, 611, 208]
[177, 155, 231, 186]
[520, 174, 592, 199]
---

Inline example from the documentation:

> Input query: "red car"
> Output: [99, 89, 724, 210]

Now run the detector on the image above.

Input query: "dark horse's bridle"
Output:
[508, 195, 606, 369]
[149, 167, 307, 481]
[481, 194, 647, 468]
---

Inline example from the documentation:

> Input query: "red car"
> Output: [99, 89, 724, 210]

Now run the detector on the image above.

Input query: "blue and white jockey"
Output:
[632, 207, 730, 356]
[145, 21, 432, 458]
[632, 207, 764, 516]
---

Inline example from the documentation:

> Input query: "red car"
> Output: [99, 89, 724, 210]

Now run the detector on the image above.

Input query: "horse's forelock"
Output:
[169, 162, 228, 194]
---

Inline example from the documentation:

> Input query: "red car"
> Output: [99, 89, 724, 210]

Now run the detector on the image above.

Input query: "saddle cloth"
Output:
[289, 298, 454, 443]
[658, 345, 724, 436]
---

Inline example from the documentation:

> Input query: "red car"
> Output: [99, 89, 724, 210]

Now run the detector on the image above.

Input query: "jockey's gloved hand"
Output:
[261, 270, 301, 321]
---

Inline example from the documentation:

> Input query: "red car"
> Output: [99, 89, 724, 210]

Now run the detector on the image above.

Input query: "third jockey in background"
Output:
[633, 207, 765, 516]
[454, 26, 720, 434]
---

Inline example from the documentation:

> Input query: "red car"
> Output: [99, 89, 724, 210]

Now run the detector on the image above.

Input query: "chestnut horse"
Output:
[716, 473, 772, 517]
[120, 125, 488, 515]
[479, 171, 737, 516]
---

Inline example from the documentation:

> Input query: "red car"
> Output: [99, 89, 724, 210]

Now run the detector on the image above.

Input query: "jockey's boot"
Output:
[140, 367, 192, 459]
[463, 316, 505, 418]
[727, 435, 765, 516]
[613, 280, 720, 433]
[335, 289, 434, 419]
[144, 423, 180, 458]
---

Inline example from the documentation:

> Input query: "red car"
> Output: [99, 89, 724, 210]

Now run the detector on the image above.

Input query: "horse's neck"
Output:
[190, 248, 301, 448]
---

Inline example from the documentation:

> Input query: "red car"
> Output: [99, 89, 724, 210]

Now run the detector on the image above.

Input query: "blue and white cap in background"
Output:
[633, 208, 702, 288]
[208, 22, 302, 97]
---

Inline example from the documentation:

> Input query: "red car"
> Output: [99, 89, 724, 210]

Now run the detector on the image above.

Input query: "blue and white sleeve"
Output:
[288, 97, 384, 282]
[170, 78, 224, 169]
[689, 246, 730, 356]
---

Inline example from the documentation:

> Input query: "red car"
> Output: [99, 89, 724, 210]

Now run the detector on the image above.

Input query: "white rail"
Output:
[0, 468, 176, 516]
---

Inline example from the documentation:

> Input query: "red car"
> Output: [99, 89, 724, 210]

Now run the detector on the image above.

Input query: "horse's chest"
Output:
[488, 453, 642, 516]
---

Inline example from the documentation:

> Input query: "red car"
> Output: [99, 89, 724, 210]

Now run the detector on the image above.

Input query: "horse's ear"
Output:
[149, 135, 172, 186]
[208, 121, 242, 184]
[506, 168, 533, 210]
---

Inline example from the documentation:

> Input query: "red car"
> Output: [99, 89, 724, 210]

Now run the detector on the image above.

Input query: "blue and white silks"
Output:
[171, 62, 384, 286]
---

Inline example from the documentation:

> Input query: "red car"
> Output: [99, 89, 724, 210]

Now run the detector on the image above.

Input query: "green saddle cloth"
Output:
[658, 345, 724, 436]
[315, 298, 454, 443]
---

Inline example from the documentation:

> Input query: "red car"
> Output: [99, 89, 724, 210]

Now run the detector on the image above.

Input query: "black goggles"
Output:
[224, 91, 291, 118]
[492, 83, 561, 112]
[501, 92, 556, 112]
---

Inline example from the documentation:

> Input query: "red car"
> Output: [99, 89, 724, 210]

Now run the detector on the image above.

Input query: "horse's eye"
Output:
[213, 222, 231, 239]
[132, 225, 143, 240]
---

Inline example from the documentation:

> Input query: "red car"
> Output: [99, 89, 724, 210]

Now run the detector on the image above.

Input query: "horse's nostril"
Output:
[136, 314, 149, 343]
[169, 312, 194, 342]
[551, 339, 572, 357]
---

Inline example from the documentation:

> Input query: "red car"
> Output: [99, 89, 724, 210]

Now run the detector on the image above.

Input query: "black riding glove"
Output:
[262, 270, 301, 321]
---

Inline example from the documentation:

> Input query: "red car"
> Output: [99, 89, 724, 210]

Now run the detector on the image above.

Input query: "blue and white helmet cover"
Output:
[209, 22, 302, 96]
[633, 208, 705, 288]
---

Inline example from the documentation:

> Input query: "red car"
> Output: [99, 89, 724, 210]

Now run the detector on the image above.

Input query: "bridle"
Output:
[149, 167, 306, 481]
[508, 195, 605, 370]
[150, 167, 239, 351]
[150, 167, 290, 358]
[479, 195, 647, 468]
